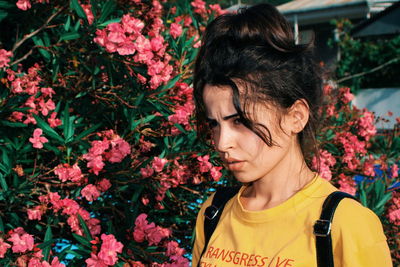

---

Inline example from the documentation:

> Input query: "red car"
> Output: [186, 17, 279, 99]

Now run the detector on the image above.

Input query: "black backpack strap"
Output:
[197, 186, 240, 267]
[314, 191, 357, 267]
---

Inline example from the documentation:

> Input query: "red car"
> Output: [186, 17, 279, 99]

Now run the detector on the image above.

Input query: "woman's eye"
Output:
[233, 117, 244, 125]
[208, 120, 218, 128]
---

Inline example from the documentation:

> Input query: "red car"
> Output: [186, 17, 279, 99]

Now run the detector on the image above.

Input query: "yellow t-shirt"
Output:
[192, 176, 392, 267]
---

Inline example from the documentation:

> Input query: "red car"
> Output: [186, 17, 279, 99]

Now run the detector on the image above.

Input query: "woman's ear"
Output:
[286, 99, 310, 134]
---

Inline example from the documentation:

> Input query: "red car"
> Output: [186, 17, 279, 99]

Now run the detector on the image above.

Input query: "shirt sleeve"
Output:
[192, 193, 215, 267]
[331, 198, 393, 267]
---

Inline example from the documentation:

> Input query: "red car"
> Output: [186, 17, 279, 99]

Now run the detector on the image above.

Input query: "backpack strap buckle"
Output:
[205, 205, 219, 220]
[313, 219, 332, 237]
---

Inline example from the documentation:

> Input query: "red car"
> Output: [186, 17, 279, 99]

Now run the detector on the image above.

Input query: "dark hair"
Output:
[193, 3, 322, 166]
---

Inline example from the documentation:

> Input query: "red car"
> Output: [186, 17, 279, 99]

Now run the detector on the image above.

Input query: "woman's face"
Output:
[203, 84, 295, 184]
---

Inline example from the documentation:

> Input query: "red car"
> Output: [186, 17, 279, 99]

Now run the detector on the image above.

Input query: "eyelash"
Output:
[207, 117, 244, 129]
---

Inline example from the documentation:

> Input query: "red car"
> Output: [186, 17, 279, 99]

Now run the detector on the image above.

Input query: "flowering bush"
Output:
[0, 0, 398, 266]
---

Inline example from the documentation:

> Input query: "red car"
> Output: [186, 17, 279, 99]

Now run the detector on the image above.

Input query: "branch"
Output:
[336, 57, 400, 84]
[11, 7, 64, 53]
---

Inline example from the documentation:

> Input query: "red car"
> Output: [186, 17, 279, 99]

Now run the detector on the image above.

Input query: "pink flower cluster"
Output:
[197, 155, 222, 181]
[169, 22, 183, 39]
[0, 49, 12, 69]
[191, 0, 226, 16]
[340, 87, 354, 104]
[140, 156, 168, 178]
[133, 214, 170, 245]
[362, 155, 376, 177]
[94, 11, 174, 89]
[357, 109, 377, 141]
[8, 64, 61, 127]
[388, 193, 400, 226]
[16, 0, 49, 11]
[0, 227, 64, 266]
[312, 150, 336, 181]
[83, 130, 131, 175]
[86, 234, 123, 266]
[335, 132, 367, 170]
[54, 163, 84, 183]
[168, 82, 195, 134]
[337, 173, 356, 195]
[81, 178, 112, 202]
[29, 128, 48, 149]
[28, 192, 101, 237]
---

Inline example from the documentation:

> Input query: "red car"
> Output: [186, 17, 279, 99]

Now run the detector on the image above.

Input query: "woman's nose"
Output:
[215, 126, 234, 152]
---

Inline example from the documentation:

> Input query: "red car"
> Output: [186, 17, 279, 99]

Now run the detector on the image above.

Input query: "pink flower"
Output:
[97, 178, 111, 192]
[152, 157, 168, 172]
[340, 87, 354, 104]
[147, 226, 170, 246]
[27, 206, 44, 220]
[122, 15, 144, 35]
[54, 163, 83, 183]
[338, 174, 356, 195]
[81, 4, 94, 25]
[391, 164, 399, 178]
[170, 23, 182, 39]
[86, 253, 108, 267]
[388, 208, 400, 225]
[0, 238, 11, 258]
[210, 166, 222, 181]
[8, 232, 34, 253]
[150, 36, 165, 52]
[191, 0, 206, 15]
[0, 49, 13, 68]
[105, 137, 131, 163]
[48, 112, 62, 128]
[16, 0, 31, 10]
[38, 98, 55, 116]
[357, 110, 376, 141]
[41, 257, 65, 267]
[29, 128, 48, 149]
[97, 234, 123, 265]
[81, 184, 101, 202]
[141, 165, 154, 178]
[197, 155, 212, 173]
[362, 156, 375, 177]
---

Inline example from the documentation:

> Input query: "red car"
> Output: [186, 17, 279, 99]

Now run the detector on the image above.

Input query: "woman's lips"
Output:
[224, 159, 245, 171]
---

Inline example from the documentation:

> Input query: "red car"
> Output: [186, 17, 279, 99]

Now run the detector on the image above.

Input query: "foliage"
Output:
[333, 19, 400, 91]
[0, 1, 399, 266]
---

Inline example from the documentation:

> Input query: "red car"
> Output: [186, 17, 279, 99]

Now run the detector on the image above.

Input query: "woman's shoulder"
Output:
[332, 197, 387, 244]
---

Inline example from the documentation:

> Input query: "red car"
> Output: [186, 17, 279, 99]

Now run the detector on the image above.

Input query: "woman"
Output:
[191, 3, 392, 267]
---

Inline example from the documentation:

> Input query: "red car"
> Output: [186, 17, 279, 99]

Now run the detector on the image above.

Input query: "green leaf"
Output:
[373, 192, 392, 216]
[72, 233, 91, 247]
[0, 173, 8, 191]
[0, 216, 4, 232]
[0, 1, 14, 8]
[78, 214, 92, 240]
[33, 114, 64, 143]
[64, 16, 71, 31]
[70, 0, 87, 21]
[62, 103, 74, 142]
[98, 0, 116, 24]
[60, 32, 81, 41]
[131, 114, 157, 130]
[0, 120, 28, 128]
[0, 9, 8, 23]
[160, 74, 181, 90]
[72, 123, 101, 143]
[41, 225, 53, 261]
[32, 36, 51, 60]
[98, 17, 121, 28]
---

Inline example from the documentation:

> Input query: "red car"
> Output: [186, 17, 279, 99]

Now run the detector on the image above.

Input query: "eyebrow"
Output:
[206, 113, 239, 122]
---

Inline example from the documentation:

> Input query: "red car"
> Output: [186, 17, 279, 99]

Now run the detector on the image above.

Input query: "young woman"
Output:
[191, 3, 392, 267]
